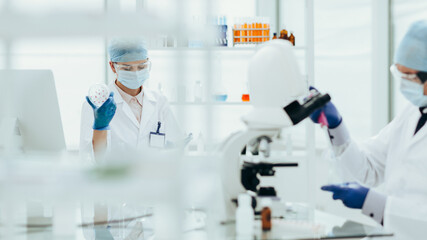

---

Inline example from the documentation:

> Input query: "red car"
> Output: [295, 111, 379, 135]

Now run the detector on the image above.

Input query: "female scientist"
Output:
[80, 38, 184, 161]
[310, 20, 427, 235]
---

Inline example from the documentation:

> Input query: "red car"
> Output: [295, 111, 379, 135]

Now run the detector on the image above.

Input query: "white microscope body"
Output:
[217, 40, 307, 221]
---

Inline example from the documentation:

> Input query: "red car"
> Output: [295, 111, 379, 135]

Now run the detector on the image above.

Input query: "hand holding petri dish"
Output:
[88, 83, 110, 107]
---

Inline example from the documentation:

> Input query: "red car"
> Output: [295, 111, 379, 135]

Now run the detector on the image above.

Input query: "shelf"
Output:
[233, 36, 271, 39]
[149, 46, 306, 51]
[0, 12, 177, 38]
[233, 28, 271, 31]
[170, 101, 251, 106]
[150, 47, 257, 51]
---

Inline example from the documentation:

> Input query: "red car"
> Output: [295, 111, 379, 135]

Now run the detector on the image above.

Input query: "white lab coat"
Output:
[337, 103, 427, 238]
[80, 82, 185, 163]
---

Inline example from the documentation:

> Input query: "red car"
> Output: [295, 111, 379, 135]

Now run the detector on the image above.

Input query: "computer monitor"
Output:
[0, 70, 66, 152]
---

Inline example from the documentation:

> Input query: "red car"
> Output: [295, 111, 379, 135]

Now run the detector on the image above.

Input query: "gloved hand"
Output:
[321, 182, 369, 209]
[309, 87, 342, 128]
[86, 92, 117, 130]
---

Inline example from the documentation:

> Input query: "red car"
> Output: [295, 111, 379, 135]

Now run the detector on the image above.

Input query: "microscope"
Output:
[217, 40, 330, 221]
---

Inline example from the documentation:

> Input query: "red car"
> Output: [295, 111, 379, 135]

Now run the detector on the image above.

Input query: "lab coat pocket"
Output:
[138, 119, 160, 146]
[143, 119, 159, 136]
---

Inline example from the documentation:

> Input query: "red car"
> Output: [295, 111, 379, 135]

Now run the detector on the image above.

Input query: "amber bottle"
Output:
[261, 199, 272, 231]
[289, 32, 295, 46]
[280, 29, 288, 40]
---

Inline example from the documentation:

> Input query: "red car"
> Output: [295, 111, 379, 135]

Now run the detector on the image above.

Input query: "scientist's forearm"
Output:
[92, 130, 107, 160]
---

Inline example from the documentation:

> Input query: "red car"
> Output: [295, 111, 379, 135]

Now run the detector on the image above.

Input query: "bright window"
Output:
[314, 0, 372, 144]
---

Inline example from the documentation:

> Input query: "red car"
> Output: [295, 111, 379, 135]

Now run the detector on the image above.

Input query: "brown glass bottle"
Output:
[289, 32, 295, 46]
[272, 33, 277, 39]
[280, 29, 288, 40]
[261, 206, 272, 231]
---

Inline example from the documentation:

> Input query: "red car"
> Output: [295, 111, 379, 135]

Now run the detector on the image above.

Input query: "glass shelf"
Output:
[149, 46, 306, 51]
[170, 101, 251, 106]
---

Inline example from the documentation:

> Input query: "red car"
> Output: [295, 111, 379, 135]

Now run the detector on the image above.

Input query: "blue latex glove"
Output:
[86, 92, 117, 130]
[321, 182, 369, 209]
[309, 86, 342, 128]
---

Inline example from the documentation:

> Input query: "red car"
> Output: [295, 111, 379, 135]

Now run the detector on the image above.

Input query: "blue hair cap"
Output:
[394, 20, 427, 72]
[108, 38, 148, 63]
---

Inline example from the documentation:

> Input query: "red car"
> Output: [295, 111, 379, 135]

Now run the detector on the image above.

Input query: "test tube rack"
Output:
[232, 28, 271, 46]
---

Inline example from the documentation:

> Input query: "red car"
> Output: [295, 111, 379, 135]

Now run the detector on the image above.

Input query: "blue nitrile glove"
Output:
[309, 86, 342, 128]
[321, 182, 369, 209]
[86, 92, 117, 130]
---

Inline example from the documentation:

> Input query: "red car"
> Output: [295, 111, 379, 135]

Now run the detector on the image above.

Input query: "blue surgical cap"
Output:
[108, 38, 148, 63]
[394, 20, 427, 72]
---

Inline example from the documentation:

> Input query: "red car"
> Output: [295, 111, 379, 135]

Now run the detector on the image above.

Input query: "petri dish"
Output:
[88, 83, 110, 107]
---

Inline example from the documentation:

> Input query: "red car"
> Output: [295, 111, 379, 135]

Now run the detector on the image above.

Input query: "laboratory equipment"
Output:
[241, 94, 250, 102]
[261, 198, 272, 231]
[193, 80, 203, 102]
[212, 58, 228, 102]
[309, 88, 342, 128]
[289, 32, 295, 46]
[88, 83, 110, 107]
[0, 70, 65, 153]
[235, 194, 254, 236]
[233, 17, 271, 46]
[216, 16, 228, 47]
[216, 40, 331, 221]
[233, 20, 240, 43]
[188, 16, 205, 48]
[279, 28, 296, 46]
[241, 82, 250, 102]
[188, 15, 228, 47]
[241, 161, 298, 197]
[279, 28, 288, 40]
[213, 94, 228, 102]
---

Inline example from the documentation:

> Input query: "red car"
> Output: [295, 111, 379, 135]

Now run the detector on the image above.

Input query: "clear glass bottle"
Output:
[194, 80, 203, 102]
[236, 194, 254, 236]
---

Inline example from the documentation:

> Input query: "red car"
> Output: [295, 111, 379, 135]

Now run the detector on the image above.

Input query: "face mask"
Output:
[117, 69, 149, 89]
[400, 78, 427, 107]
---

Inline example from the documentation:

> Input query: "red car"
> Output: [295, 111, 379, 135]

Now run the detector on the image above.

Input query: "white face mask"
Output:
[399, 78, 427, 107]
[117, 69, 149, 89]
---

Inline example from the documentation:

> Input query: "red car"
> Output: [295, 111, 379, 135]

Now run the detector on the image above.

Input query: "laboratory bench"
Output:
[0, 206, 393, 240]
[0, 154, 393, 239]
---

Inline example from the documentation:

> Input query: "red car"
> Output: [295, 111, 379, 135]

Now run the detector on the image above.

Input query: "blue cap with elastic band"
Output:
[108, 38, 148, 63]
[394, 20, 427, 72]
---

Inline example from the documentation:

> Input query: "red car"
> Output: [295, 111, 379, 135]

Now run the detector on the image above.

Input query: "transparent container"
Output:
[88, 83, 110, 107]
[80, 202, 154, 240]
